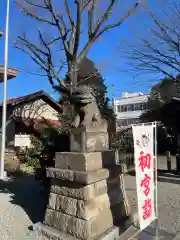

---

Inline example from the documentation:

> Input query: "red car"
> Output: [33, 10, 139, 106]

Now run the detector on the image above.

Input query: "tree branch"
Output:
[45, 0, 72, 63]
[88, 0, 96, 37]
[122, 2, 180, 78]
[16, 0, 56, 25]
[73, 1, 82, 59]
[78, 0, 142, 62]
[95, 0, 142, 38]
[91, 0, 116, 38]
[17, 0, 47, 9]
[15, 33, 64, 87]
[65, 0, 74, 27]
[16, 0, 143, 92]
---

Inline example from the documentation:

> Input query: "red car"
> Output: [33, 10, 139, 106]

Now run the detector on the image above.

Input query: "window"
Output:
[129, 119, 133, 124]
[134, 102, 147, 111]
[134, 103, 138, 110]
[143, 103, 147, 110]
[124, 119, 128, 126]
[123, 105, 127, 112]
[120, 105, 128, 112]
[117, 118, 139, 127]
[128, 104, 135, 111]
[139, 103, 145, 110]
[127, 119, 131, 125]
[117, 119, 128, 126]
[117, 102, 147, 113]
[133, 119, 139, 124]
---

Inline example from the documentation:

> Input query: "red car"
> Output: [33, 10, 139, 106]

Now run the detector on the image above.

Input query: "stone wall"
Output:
[37, 151, 131, 240]
[4, 152, 20, 172]
[118, 152, 134, 173]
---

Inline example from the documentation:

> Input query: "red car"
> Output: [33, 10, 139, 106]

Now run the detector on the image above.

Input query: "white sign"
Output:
[14, 134, 31, 147]
[132, 125, 155, 231]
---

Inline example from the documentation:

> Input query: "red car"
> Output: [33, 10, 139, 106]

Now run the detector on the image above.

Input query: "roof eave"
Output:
[0, 67, 19, 82]
[0, 90, 62, 113]
[0, 30, 3, 38]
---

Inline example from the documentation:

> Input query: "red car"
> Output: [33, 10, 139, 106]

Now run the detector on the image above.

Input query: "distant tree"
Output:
[140, 75, 180, 154]
[146, 74, 180, 110]
[123, 2, 180, 78]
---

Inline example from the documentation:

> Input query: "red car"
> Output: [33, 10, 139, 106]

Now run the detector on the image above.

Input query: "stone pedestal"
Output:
[36, 121, 132, 240]
[37, 150, 131, 240]
[70, 120, 109, 152]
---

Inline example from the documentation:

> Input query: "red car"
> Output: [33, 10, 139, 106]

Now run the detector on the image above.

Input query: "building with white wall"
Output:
[113, 92, 149, 131]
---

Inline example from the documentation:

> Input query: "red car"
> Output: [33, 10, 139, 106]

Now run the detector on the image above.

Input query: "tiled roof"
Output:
[1, 90, 62, 113]
[5, 90, 45, 105]
[0, 65, 18, 81]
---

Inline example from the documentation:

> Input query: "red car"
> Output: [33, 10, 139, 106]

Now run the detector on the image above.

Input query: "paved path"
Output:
[124, 173, 180, 239]
[157, 154, 176, 171]
[0, 175, 44, 240]
[0, 154, 179, 240]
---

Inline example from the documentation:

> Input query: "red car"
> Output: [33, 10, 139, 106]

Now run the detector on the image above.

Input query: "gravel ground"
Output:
[124, 173, 180, 239]
[123, 154, 180, 237]
[0, 175, 44, 240]
[0, 154, 179, 240]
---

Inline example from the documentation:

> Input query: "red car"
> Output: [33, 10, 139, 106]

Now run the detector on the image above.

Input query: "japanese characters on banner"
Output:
[132, 125, 155, 231]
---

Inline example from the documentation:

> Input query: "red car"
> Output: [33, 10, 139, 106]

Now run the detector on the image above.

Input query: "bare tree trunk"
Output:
[69, 63, 78, 119]
[70, 64, 78, 93]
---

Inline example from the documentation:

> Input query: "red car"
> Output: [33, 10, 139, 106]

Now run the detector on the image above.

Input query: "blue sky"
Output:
[0, 0, 168, 101]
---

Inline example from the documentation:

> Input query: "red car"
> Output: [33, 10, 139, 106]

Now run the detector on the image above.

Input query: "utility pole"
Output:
[0, 0, 10, 179]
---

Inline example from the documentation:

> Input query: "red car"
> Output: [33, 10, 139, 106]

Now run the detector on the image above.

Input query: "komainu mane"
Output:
[59, 83, 101, 128]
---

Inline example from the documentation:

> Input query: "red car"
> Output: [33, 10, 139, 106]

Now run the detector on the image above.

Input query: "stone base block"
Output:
[47, 166, 122, 184]
[50, 176, 122, 200]
[55, 151, 116, 172]
[34, 222, 77, 240]
[70, 120, 109, 152]
[47, 188, 124, 220]
[44, 202, 128, 240]
[35, 217, 133, 240]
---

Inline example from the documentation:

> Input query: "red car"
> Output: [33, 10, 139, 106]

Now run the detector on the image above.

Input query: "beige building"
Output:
[0, 90, 62, 171]
[0, 30, 63, 171]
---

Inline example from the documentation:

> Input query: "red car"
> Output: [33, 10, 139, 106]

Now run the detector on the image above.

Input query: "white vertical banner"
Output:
[132, 124, 156, 231]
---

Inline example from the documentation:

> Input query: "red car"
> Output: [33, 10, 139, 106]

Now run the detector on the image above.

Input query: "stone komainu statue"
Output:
[59, 83, 101, 128]
[71, 85, 101, 127]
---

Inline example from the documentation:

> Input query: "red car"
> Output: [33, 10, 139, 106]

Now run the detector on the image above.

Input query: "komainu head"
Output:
[71, 85, 96, 105]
